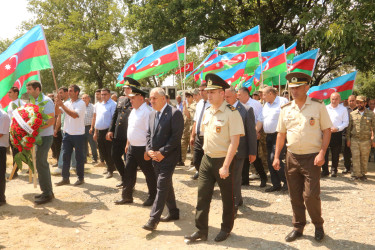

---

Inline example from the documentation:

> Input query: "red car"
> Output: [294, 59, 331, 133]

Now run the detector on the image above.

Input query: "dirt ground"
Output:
[1, 152, 375, 249]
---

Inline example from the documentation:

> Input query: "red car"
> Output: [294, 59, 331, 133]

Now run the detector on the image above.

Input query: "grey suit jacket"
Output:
[235, 102, 257, 158]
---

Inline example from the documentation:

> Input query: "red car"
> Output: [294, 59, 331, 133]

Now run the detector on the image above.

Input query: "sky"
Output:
[0, 0, 31, 40]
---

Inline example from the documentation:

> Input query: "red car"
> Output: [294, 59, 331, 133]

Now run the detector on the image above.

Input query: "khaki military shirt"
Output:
[347, 109, 375, 142]
[184, 102, 196, 123]
[277, 97, 332, 154]
[201, 101, 245, 158]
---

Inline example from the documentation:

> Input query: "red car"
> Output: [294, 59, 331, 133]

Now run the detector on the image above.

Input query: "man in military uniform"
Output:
[180, 91, 196, 165]
[273, 72, 332, 242]
[106, 78, 133, 186]
[185, 73, 244, 243]
[346, 96, 375, 181]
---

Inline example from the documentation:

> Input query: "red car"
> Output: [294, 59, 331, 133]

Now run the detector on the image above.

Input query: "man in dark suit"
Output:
[224, 87, 257, 213]
[142, 87, 184, 231]
[106, 80, 133, 186]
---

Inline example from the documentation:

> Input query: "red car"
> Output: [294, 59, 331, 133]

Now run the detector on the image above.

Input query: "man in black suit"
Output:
[224, 87, 257, 212]
[142, 87, 184, 231]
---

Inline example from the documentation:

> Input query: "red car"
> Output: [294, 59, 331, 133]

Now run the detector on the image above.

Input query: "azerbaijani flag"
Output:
[290, 49, 319, 76]
[0, 25, 52, 104]
[175, 61, 193, 74]
[307, 72, 357, 104]
[127, 42, 179, 81]
[186, 48, 219, 81]
[0, 71, 40, 110]
[203, 61, 247, 86]
[177, 37, 186, 61]
[117, 45, 154, 84]
[217, 25, 260, 53]
[254, 44, 287, 82]
[286, 41, 297, 61]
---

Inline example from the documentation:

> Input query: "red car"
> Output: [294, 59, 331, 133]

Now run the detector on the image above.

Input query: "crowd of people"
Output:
[0, 71, 374, 243]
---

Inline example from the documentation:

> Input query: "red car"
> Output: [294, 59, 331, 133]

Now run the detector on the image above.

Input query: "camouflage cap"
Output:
[356, 95, 366, 102]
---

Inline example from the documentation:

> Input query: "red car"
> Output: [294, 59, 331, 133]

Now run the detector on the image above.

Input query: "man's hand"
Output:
[219, 166, 230, 179]
[55, 98, 63, 107]
[93, 133, 98, 142]
[106, 132, 113, 141]
[125, 145, 128, 154]
[272, 158, 281, 171]
[256, 132, 261, 140]
[372, 142, 375, 148]
[53, 130, 58, 137]
[155, 151, 165, 162]
[331, 127, 339, 133]
[249, 155, 256, 163]
[144, 152, 151, 161]
[190, 136, 195, 146]
[148, 150, 156, 160]
[347, 140, 351, 148]
[89, 128, 94, 134]
[314, 152, 325, 166]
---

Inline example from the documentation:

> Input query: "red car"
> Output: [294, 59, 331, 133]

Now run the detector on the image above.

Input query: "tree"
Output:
[24, 0, 129, 93]
[125, 0, 375, 86]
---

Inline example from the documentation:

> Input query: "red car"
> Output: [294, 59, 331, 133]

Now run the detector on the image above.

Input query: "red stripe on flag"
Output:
[134, 52, 178, 73]
[0, 40, 47, 82]
[290, 59, 315, 71]
[309, 80, 354, 99]
[267, 53, 286, 68]
[178, 45, 185, 55]
[225, 33, 259, 47]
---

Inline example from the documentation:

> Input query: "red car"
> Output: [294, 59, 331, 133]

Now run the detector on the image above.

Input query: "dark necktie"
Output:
[154, 111, 160, 132]
[196, 100, 206, 136]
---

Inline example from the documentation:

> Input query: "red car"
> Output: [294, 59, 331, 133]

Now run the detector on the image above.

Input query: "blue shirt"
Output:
[95, 99, 116, 130]
[35, 94, 55, 137]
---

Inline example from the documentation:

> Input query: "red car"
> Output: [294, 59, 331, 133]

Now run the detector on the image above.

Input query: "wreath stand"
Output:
[8, 146, 38, 188]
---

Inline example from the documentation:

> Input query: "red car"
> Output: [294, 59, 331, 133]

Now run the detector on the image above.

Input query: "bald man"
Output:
[322, 93, 349, 177]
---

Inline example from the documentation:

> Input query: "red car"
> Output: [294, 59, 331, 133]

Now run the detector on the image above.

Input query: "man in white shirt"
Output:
[55, 85, 86, 186]
[322, 92, 349, 177]
[189, 83, 211, 180]
[6, 87, 25, 177]
[114, 85, 157, 206]
[257, 87, 289, 192]
[0, 108, 10, 206]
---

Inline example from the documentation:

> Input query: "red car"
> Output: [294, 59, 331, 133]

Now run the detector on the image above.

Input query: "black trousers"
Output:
[195, 155, 235, 234]
[111, 138, 127, 178]
[122, 145, 157, 200]
[266, 133, 286, 188]
[322, 131, 342, 174]
[242, 140, 267, 185]
[192, 135, 204, 170]
[51, 130, 62, 159]
[150, 162, 179, 222]
[97, 129, 115, 172]
[343, 135, 352, 171]
[0, 147, 6, 202]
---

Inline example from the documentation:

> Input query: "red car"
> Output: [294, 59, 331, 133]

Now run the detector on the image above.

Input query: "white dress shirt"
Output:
[259, 96, 289, 133]
[193, 99, 211, 135]
[7, 99, 25, 120]
[128, 102, 152, 146]
[63, 99, 86, 135]
[244, 97, 263, 122]
[0, 109, 10, 147]
[326, 104, 349, 131]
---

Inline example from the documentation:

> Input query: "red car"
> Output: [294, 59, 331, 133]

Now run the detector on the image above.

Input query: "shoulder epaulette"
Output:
[281, 102, 291, 108]
[311, 98, 323, 103]
[226, 104, 237, 111]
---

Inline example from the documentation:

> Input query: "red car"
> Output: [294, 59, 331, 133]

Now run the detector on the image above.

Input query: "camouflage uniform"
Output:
[181, 102, 196, 162]
[347, 108, 375, 178]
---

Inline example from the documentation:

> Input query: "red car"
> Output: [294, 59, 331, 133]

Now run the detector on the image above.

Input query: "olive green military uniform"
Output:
[347, 108, 375, 178]
[195, 100, 244, 235]
[277, 96, 332, 233]
[181, 101, 196, 162]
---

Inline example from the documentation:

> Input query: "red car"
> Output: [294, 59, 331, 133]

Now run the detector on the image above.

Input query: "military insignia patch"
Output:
[216, 126, 221, 133]
[208, 79, 213, 85]
[310, 117, 315, 126]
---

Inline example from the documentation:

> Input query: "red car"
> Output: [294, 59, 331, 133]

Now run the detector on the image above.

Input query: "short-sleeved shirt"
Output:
[35, 94, 55, 137]
[95, 99, 116, 130]
[276, 97, 332, 154]
[127, 102, 152, 146]
[258, 96, 289, 133]
[7, 99, 26, 120]
[0, 109, 10, 147]
[201, 101, 245, 158]
[62, 99, 86, 135]
[84, 103, 94, 126]
[245, 97, 263, 122]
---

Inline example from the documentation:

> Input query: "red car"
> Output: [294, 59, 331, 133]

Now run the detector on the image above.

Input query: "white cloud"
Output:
[0, 0, 30, 40]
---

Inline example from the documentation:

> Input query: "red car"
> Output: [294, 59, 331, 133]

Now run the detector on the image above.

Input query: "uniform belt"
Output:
[266, 132, 277, 135]
[198, 135, 204, 140]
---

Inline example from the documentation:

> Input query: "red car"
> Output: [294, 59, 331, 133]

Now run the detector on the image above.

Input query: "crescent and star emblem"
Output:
[330, 87, 337, 92]
[14, 79, 22, 90]
[185, 64, 190, 70]
[150, 58, 161, 67]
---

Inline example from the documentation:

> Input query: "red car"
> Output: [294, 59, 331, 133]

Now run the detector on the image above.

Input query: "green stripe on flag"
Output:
[323, 89, 353, 105]
[291, 68, 313, 76]
[263, 63, 287, 80]
[218, 42, 260, 53]
[132, 60, 179, 81]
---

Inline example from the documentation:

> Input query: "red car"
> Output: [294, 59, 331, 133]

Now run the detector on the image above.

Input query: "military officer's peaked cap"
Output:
[285, 72, 312, 88]
[205, 73, 230, 90]
[128, 86, 147, 97]
[356, 95, 366, 102]
[123, 77, 141, 88]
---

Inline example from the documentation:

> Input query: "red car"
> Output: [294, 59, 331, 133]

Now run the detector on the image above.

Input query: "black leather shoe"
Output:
[177, 161, 185, 166]
[116, 182, 124, 188]
[265, 186, 281, 192]
[238, 199, 243, 206]
[105, 172, 113, 179]
[281, 184, 288, 191]
[34, 194, 54, 205]
[315, 227, 324, 242]
[191, 172, 199, 180]
[55, 179, 70, 186]
[259, 178, 267, 187]
[160, 214, 179, 222]
[331, 172, 337, 177]
[321, 171, 329, 177]
[0, 201, 6, 206]
[114, 198, 133, 205]
[214, 231, 230, 242]
[184, 231, 207, 242]
[360, 175, 368, 181]
[285, 230, 303, 242]
[142, 198, 155, 206]
[73, 179, 84, 186]
[142, 219, 158, 231]
[342, 169, 350, 174]
[35, 192, 54, 199]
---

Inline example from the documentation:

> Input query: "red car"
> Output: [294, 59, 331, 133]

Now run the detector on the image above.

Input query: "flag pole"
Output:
[176, 42, 183, 90]
[278, 74, 281, 95]
[183, 37, 187, 90]
[51, 68, 59, 92]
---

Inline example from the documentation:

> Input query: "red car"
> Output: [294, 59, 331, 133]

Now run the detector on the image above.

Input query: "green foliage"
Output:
[356, 72, 375, 99]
